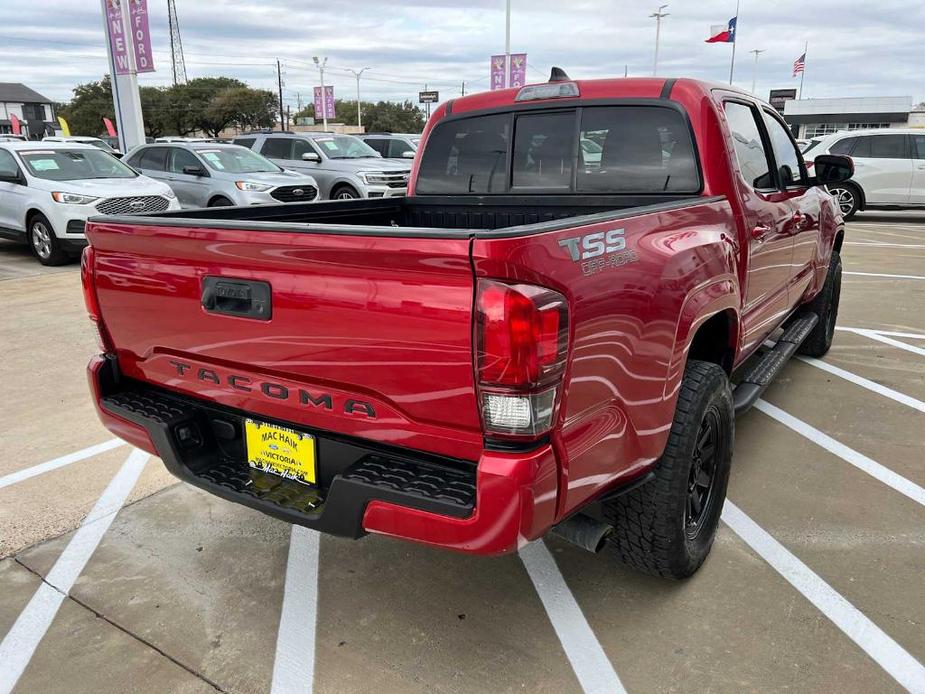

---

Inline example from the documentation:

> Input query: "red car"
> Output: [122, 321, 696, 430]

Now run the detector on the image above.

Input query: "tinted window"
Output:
[724, 102, 773, 190]
[136, 147, 168, 171]
[261, 137, 293, 159]
[169, 148, 201, 174]
[867, 134, 907, 159]
[913, 135, 925, 159]
[388, 139, 414, 158]
[829, 137, 856, 156]
[0, 149, 19, 177]
[416, 114, 510, 194]
[577, 107, 699, 193]
[364, 139, 389, 156]
[512, 112, 574, 189]
[763, 112, 805, 187]
[232, 137, 256, 149]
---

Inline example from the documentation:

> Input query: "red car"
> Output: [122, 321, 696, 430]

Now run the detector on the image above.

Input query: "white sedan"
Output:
[0, 141, 180, 265]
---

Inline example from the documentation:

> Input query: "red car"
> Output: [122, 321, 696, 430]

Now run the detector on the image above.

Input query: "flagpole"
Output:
[799, 40, 807, 98]
[728, 0, 740, 84]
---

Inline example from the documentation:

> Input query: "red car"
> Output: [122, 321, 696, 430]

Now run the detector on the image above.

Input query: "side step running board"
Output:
[733, 313, 818, 416]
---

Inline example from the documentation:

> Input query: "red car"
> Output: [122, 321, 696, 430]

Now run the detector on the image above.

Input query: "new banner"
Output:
[128, 0, 155, 73]
[313, 86, 335, 119]
[105, 0, 131, 75]
[490, 55, 506, 90]
[508, 53, 527, 88]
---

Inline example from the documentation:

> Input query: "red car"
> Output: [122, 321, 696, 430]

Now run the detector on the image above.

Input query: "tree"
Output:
[204, 86, 277, 136]
[294, 99, 426, 133]
[56, 77, 115, 136]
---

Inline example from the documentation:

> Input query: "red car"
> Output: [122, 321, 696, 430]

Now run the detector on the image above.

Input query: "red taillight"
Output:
[475, 280, 569, 437]
[81, 245, 112, 352]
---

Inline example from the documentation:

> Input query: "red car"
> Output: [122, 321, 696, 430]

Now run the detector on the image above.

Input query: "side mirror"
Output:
[182, 165, 206, 176]
[301, 152, 321, 162]
[812, 154, 854, 186]
[0, 172, 24, 184]
[401, 150, 415, 159]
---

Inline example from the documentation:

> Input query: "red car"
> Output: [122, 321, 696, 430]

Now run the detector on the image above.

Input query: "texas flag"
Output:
[705, 16, 737, 43]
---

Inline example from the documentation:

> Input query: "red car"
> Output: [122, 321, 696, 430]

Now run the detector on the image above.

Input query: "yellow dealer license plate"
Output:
[244, 419, 316, 485]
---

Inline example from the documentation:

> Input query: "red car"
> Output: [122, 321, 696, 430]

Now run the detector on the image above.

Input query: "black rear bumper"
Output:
[96, 359, 476, 538]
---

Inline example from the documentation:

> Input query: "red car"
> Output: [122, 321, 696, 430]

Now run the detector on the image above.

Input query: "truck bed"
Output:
[97, 194, 713, 238]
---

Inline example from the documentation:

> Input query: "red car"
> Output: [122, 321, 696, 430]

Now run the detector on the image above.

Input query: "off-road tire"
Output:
[28, 213, 69, 266]
[602, 360, 733, 579]
[798, 251, 842, 357]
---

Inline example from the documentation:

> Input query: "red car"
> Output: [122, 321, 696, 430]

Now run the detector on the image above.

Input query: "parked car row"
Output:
[801, 128, 925, 218]
[0, 130, 420, 265]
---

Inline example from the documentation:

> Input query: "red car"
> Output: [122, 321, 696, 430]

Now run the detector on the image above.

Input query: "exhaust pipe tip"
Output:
[550, 513, 614, 553]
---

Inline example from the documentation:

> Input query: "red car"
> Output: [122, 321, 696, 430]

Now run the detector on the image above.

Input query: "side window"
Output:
[388, 139, 413, 158]
[138, 147, 168, 171]
[724, 102, 774, 190]
[261, 137, 293, 159]
[512, 111, 575, 189]
[829, 138, 857, 156]
[763, 111, 806, 187]
[364, 139, 389, 156]
[291, 139, 316, 159]
[0, 149, 19, 177]
[867, 135, 907, 159]
[913, 135, 925, 160]
[169, 148, 201, 174]
[232, 137, 255, 149]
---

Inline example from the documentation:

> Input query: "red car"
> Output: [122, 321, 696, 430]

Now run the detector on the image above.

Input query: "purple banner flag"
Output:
[313, 86, 335, 119]
[128, 0, 155, 73]
[508, 53, 527, 88]
[490, 55, 506, 90]
[105, 0, 131, 75]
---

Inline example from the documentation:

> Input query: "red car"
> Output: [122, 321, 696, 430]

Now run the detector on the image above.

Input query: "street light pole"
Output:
[505, 0, 511, 88]
[313, 56, 328, 130]
[347, 67, 371, 130]
[650, 4, 669, 77]
[749, 49, 765, 94]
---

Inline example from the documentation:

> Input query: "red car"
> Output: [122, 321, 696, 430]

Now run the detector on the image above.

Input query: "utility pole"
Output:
[276, 59, 285, 131]
[313, 56, 328, 130]
[749, 49, 765, 94]
[505, 0, 511, 88]
[347, 67, 371, 130]
[461, 81, 466, 96]
[286, 104, 291, 131]
[650, 5, 669, 77]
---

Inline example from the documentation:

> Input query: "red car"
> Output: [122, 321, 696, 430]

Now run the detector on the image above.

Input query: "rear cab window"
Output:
[415, 106, 700, 195]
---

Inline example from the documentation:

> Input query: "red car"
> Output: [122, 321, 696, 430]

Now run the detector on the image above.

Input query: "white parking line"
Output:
[722, 501, 925, 692]
[520, 540, 626, 694]
[0, 448, 148, 694]
[0, 439, 125, 491]
[797, 357, 925, 414]
[844, 242, 925, 249]
[754, 400, 925, 507]
[856, 329, 925, 340]
[837, 328, 925, 357]
[843, 271, 925, 280]
[271, 526, 320, 694]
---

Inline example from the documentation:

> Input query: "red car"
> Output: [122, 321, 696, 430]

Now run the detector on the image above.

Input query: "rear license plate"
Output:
[244, 419, 316, 485]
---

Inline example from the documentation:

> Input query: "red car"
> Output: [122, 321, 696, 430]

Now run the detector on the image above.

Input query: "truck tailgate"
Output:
[87, 221, 483, 461]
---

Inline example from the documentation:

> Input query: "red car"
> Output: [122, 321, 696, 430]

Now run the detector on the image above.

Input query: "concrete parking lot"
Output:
[1, 212, 923, 693]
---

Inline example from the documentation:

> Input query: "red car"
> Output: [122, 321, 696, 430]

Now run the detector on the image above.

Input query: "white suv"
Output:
[0, 141, 180, 265]
[802, 129, 925, 218]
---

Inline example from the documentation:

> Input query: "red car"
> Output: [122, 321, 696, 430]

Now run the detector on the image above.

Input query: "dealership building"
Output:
[782, 95, 925, 139]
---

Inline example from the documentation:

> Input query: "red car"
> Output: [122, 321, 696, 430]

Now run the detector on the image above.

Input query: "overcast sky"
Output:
[1, 0, 921, 111]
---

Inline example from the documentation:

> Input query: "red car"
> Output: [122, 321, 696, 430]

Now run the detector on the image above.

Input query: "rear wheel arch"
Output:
[687, 309, 738, 375]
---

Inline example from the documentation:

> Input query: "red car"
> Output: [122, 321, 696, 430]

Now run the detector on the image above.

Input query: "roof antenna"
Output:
[549, 67, 571, 83]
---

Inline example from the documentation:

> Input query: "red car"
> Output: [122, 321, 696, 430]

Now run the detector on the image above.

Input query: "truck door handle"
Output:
[201, 277, 272, 320]
[752, 225, 772, 241]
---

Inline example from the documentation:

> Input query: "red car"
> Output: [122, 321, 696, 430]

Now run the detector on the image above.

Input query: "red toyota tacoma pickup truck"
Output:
[83, 73, 853, 578]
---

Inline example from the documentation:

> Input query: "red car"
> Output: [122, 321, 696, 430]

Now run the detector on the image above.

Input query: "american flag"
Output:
[793, 53, 806, 77]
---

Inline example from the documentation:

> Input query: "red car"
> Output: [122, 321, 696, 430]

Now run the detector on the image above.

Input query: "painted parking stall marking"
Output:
[0, 439, 125, 491]
[0, 449, 149, 694]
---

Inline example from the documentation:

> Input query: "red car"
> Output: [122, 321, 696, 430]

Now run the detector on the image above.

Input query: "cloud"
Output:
[1, 0, 920, 110]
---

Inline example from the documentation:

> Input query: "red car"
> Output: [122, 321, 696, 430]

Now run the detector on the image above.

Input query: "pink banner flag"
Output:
[128, 0, 155, 73]
[103, 117, 117, 137]
[313, 86, 335, 119]
[10, 114, 21, 135]
[508, 53, 527, 88]
[490, 55, 506, 90]
[105, 0, 131, 75]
